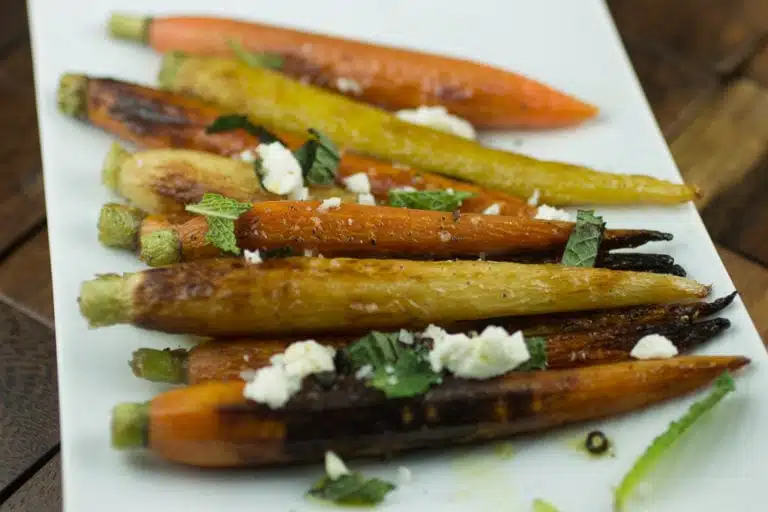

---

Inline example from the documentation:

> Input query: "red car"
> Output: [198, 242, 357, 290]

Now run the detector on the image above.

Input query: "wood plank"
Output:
[0, 302, 58, 492]
[0, 455, 60, 512]
[670, 79, 768, 209]
[717, 246, 768, 340]
[0, 230, 53, 325]
[747, 41, 768, 86]
[0, 0, 28, 54]
[608, 0, 768, 74]
[0, 42, 46, 254]
[622, 38, 717, 139]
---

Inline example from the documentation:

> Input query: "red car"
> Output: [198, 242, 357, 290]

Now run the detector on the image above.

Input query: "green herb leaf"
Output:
[293, 129, 340, 185]
[184, 193, 252, 255]
[227, 39, 284, 70]
[205, 114, 283, 145]
[517, 336, 548, 371]
[344, 331, 441, 398]
[613, 372, 736, 511]
[308, 472, 395, 506]
[533, 498, 561, 512]
[388, 189, 474, 212]
[561, 209, 606, 267]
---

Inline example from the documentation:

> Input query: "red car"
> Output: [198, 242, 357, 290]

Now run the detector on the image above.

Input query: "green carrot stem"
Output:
[57, 73, 88, 118]
[102, 142, 130, 192]
[78, 273, 135, 327]
[130, 348, 188, 384]
[98, 203, 146, 249]
[140, 229, 182, 266]
[111, 402, 150, 449]
[108, 13, 151, 43]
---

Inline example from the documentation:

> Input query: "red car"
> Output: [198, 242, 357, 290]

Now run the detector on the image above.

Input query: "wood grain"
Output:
[0, 455, 60, 512]
[622, 38, 717, 138]
[0, 0, 27, 55]
[609, 0, 768, 74]
[670, 79, 768, 209]
[0, 301, 58, 491]
[717, 246, 768, 339]
[0, 42, 45, 255]
[0, 230, 53, 326]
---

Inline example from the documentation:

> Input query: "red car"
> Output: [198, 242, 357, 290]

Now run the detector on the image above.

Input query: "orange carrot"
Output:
[59, 74, 534, 216]
[107, 14, 598, 129]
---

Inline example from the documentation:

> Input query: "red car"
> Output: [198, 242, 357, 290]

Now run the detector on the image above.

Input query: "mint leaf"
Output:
[293, 129, 340, 185]
[613, 372, 736, 511]
[517, 336, 548, 371]
[343, 331, 441, 398]
[308, 472, 395, 506]
[205, 114, 283, 145]
[185, 193, 252, 255]
[561, 209, 605, 267]
[227, 39, 284, 70]
[388, 189, 473, 211]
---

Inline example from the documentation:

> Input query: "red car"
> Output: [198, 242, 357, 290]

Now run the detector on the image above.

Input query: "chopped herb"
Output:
[517, 336, 548, 371]
[227, 39, 284, 70]
[293, 129, 341, 185]
[344, 331, 441, 398]
[184, 193, 252, 255]
[613, 372, 736, 511]
[388, 189, 474, 212]
[561, 209, 605, 267]
[584, 430, 610, 455]
[533, 499, 561, 512]
[205, 114, 283, 145]
[308, 472, 395, 506]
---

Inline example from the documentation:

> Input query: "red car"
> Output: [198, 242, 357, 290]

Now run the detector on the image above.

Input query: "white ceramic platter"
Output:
[26, 0, 768, 510]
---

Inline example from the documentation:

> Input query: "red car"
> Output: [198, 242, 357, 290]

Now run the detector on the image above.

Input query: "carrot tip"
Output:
[108, 13, 151, 44]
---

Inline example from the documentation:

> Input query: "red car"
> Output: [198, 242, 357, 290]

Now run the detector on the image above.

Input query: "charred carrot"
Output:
[100, 143, 355, 214]
[157, 54, 697, 206]
[130, 318, 730, 384]
[107, 13, 598, 130]
[77, 257, 710, 337]
[110, 356, 748, 467]
[96, 202, 674, 266]
[457, 292, 737, 336]
[58, 74, 534, 216]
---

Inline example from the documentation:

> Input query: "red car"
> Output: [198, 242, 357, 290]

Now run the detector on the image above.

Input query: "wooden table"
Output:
[2, 0, 768, 509]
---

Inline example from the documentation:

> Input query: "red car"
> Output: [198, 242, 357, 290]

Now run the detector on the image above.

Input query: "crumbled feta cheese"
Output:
[343, 172, 372, 194]
[422, 324, 448, 344]
[387, 375, 399, 386]
[528, 189, 541, 206]
[242, 364, 300, 409]
[355, 364, 373, 380]
[289, 186, 310, 201]
[243, 354, 250, 362]
[446, 188, 455, 195]
[397, 466, 412, 484]
[395, 105, 476, 139]
[238, 149, 257, 162]
[425, 325, 530, 379]
[242, 340, 336, 409]
[385, 364, 395, 375]
[482, 203, 501, 215]
[255, 142, 304, 195]
[534, 204, 573, 222]
[318, 197, 342, 212]
[303, 249, 316, 257]
[394, 186, 418, 192]
[630, 334, 679, 360]
[325, 451, 351, 480]
[244, 249, 263, 264]
[398, 329, 414, 345]
[283, 340, 336, 380]
[357, 193, 377, 205]
[439, 231, 452, 242]
[335, 77, 364, 95]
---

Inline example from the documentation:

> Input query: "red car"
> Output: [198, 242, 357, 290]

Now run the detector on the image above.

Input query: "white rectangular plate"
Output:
[26, 0, 768, 510]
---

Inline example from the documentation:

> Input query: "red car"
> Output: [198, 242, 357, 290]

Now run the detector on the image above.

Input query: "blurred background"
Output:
[0, 0, 767, 509]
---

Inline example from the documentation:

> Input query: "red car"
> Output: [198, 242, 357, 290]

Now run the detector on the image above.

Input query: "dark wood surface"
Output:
[3, 0, 768, 508]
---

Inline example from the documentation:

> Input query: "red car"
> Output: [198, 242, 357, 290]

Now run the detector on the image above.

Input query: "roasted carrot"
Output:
[157, 53, 697, 206]
[96, 202, 674, 266]
[107, 13, 598, 130]
[110, 356, 748, 467]
[457, 293, 738, 336]
[129, 318, 731, 384]
[77, 257, 710, 337]
[58, 74, 535, 216]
